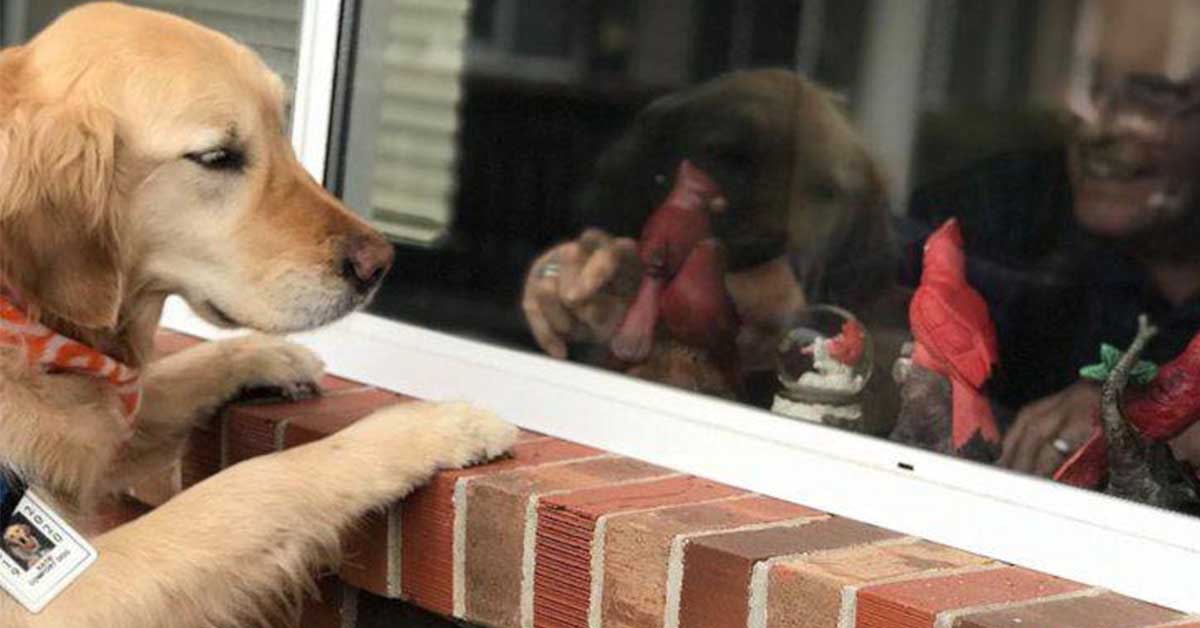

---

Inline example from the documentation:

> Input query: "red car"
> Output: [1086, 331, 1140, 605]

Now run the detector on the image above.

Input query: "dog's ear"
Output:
[0, 99, 123, 328]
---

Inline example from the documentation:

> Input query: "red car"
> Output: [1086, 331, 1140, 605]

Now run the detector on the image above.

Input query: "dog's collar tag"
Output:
[0, 490, 97, 613]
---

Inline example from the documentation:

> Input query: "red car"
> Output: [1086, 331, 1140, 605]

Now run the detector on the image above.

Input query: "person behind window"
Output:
[905, 72, 1200, 476]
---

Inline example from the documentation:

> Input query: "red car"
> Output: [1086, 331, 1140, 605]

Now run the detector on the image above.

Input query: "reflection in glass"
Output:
[332, 0, 1200, 516]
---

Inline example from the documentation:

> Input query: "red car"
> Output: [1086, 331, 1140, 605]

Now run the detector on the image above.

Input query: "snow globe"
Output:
[771, 304, 873, 429]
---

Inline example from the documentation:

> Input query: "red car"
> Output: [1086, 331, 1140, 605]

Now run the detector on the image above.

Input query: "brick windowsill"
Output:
[109, 332, 1196, 628]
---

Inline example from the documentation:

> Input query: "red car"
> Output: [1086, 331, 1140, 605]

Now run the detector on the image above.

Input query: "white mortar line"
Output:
[933, 587, 1106, 628]
[271, 417, 290, 451]
[340, 583, 358, 628]
[746, 536, 921, 628]
[662, 516, 826, 628]
[451, 453, 617, 619]
[588, 492, 751, 628]
[518, 470, 680, 628]
[452, 477, 469, 618]
[386, 503, 403, 598]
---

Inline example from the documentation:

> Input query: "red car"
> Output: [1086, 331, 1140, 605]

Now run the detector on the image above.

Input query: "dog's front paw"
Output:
[356, 401, 518, 470]
[221, 334, 325, 401]
[426, 402, 519, 468]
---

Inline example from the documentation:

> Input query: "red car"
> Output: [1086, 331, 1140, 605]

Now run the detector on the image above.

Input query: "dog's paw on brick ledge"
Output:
[105, 331, 1198, 628]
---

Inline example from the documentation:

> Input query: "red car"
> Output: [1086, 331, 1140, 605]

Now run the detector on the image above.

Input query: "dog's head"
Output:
[0, 2, 392, 333]
[579, 69, 894, 306]
[4, 524, 38, 555]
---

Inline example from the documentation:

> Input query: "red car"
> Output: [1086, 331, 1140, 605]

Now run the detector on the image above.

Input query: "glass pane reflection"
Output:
[335, 0, 1200, 516]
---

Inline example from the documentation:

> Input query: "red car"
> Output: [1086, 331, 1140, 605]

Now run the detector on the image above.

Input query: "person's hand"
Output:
[521, 229, 640, 359]
[999, 380, 1100, 476]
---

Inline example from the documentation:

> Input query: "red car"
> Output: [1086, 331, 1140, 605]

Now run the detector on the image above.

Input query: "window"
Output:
[335, 0, 469, 246]
[318, 1, 1200, 609]
[11, 0, 1200, 612]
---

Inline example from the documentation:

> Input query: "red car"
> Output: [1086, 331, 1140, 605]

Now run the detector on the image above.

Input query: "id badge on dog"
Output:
[0, 491, 97, 613]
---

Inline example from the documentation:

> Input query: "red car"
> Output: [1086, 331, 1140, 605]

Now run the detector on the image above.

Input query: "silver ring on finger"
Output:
[537, 262, 562, 279]
[1051, 437, 1075, 456]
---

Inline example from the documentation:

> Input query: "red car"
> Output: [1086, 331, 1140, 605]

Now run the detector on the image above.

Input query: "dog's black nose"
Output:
[341, 235, 394, 292]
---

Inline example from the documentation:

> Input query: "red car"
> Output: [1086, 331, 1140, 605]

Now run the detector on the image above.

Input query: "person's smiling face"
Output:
[1068, 74, 1200, 252]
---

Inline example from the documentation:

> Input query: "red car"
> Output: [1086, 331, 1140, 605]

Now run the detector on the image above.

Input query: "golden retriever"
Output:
[0, 3, 515, 626]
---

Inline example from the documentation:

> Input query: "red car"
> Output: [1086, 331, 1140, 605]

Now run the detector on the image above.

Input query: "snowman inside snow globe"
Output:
[771, 305, 873, 429]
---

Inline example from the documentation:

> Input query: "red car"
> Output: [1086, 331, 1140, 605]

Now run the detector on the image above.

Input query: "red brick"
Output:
[225, 404, 287, 465]
[534, 476, 746, 628]
[678, 517, 901, 628]
[765, 541, 993, 628]
[340, 510, 395, 596]
[956, 591, 1186, 628]
[856, 566, 1087, 628]
[601, 496, 821, 628]
[181, 421, 223, 488]
[186, 384, 399, 485]
[402, 437, 605, 616]
[319, 374, 369, 392]
[464, 456, 673, 628]
[517, 429, 550, 442]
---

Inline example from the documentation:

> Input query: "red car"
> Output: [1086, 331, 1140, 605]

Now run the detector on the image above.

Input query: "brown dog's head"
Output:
[579, 69, 895, 308]
[4, 523, 39, 556]
[0, 3, 392, 334]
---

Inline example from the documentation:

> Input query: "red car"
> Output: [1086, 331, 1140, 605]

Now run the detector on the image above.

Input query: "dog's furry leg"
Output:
[7, 401, 516, 628]
[105, 334, 324, 492]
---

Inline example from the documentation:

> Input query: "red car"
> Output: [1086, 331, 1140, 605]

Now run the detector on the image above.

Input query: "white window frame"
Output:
[290, 0, 343, 183]
[189, 0, 1200, 614]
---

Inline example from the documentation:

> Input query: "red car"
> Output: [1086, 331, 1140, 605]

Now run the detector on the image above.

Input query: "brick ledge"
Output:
[106, 332, 1194, 628]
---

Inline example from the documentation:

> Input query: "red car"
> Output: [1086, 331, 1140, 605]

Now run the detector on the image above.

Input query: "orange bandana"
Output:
[0, 294, 141, 427]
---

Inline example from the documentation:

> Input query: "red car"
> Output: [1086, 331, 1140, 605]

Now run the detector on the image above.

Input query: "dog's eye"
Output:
[185, 148, 245, 171]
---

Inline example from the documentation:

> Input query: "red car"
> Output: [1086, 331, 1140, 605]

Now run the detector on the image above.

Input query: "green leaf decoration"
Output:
[1100, 344, 1122, 369]
[1078, 342, 1159, 386]
[1079, 363, 1110, 382]
[1130, 361, 1159, 386]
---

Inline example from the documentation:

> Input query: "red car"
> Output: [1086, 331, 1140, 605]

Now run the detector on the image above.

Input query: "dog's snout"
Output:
[341, 235, 394, 292]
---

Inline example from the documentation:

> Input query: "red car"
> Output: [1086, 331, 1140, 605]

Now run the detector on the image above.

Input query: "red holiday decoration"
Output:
[909, 218, 1001, 452]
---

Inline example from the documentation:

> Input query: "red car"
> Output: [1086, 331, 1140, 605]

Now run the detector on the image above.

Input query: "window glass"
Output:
[332, 0, 1200, 518]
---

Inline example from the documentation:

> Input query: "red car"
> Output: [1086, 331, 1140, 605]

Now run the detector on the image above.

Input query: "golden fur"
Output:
[0, 4, 516, 626]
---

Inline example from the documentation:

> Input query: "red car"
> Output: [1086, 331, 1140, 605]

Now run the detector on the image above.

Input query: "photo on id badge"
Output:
[2, 514, 55, 571]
